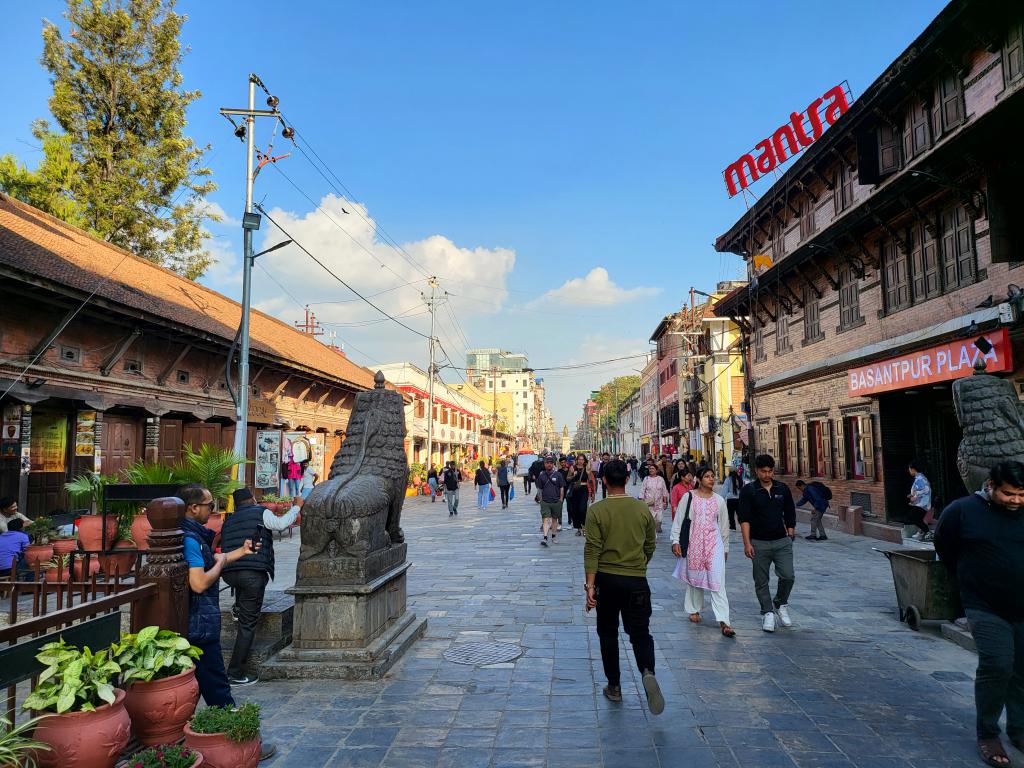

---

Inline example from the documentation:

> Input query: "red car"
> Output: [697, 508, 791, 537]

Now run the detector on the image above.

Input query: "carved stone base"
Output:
[295, 542, 407, 587]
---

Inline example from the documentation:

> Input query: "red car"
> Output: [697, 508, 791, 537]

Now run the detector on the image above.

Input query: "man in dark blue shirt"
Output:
[795, 480, 830, 541]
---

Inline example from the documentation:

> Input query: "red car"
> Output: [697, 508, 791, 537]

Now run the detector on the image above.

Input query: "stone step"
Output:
[217, 589, 294, 675]
[941, 620, 976, 652]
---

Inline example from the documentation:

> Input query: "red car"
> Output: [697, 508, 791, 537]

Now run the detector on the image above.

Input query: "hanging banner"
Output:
[31, 413, 67, 473]
[75, 411, 97, 456]
[2, 405, 19, 458]
[255, 430, 282, 489]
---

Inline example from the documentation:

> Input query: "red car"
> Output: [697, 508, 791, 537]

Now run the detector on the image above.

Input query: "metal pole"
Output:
[425, 277, 438, 466]
[231, 75, 257, 467]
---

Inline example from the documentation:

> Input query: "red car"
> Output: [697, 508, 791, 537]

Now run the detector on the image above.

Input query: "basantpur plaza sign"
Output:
[724, 83, 852, 197]
[847, 329, 1012, 397]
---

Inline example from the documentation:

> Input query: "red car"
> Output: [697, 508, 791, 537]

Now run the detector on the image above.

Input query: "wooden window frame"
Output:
[1003, 20, 1024, 89]
[937, 70, 965, 134]
[838, 266, 863, 331]
[878, 121, 902, 176]
[903, 96, 932, 161]
[803, 285, 823, 343]
[776, 314, 791, 355]
[881, 238, 911, 313]
[799, 196, 816, 241]
[753, 319, 766, 362]
[909, 222, 941, 302]
[939, 203, 977, 292]
[835, 162, 855, 214]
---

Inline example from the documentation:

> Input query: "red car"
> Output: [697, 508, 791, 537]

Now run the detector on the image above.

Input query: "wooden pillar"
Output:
[131, 496, 189, 634]
[16, 404, 31, 513]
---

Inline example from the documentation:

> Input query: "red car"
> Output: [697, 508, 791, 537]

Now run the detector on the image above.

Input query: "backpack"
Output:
[809, 481, 833, 500]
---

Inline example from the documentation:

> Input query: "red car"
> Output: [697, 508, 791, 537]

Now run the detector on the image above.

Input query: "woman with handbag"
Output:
[640, 463, 669, 533]
[566, 454, 596, 535]
[474, 461, 493, 510]
[671, 465, 735, 638]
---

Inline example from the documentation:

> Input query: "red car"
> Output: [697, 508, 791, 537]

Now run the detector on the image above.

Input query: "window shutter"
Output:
[940, 72, 964, 131]
[860, 415, 875, 480]
[774, 423, 782, 467]
[821, 420, 834, 479]
[836, 418, 847, 480]
[786, 424, 798, 476]
[798, 422, 809, 477]
[877, 123, 901, 176]
[1005, 21, 1024, 86]
[857, 131, 881, 186]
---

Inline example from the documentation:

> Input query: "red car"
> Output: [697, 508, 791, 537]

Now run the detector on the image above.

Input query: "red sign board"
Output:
[847, 329, 1013, 396]
[724, 83, 852, 197]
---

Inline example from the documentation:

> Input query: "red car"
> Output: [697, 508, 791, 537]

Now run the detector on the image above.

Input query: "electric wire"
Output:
[254, 203, 431, 341]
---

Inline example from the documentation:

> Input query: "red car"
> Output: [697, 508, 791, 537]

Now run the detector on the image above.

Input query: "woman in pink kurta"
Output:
[671, 465, 734, 637]
[640, 463, 669, 532]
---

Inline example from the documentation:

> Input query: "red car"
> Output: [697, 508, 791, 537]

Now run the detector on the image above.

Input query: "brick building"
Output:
[0, 194, 377, 515]
[713, 0, 1024, 529]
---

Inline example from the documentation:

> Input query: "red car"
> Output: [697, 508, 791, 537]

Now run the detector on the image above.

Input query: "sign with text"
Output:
[724, 82, 852, 197]
[847, 329, 1012, 396]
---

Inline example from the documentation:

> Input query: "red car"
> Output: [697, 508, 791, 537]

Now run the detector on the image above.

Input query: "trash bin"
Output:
[879, 548, 962, 631]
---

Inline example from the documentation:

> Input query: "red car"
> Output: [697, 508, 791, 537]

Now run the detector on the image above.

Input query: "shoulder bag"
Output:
[678, 492, 693, 558]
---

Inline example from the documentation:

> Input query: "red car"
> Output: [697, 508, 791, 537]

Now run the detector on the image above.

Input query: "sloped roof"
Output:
[0, 193, 376, 391]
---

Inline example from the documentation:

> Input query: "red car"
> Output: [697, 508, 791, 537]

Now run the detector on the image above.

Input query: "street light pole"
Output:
[424, 277, 439, 466]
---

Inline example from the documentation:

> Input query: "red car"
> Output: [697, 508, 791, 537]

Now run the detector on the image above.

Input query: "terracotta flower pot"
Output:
[183, 723, 261, 768]
[43, 566, 67, 583]
[77, 515, 117, 552]
[124, 668, 200, 746]
[100, 541, 137, 576]
[24, 543, 53, 568]
[130, 512, 152, 551]
[51, 539, 79, 556]
[72, 556, 101, 580]
[32, 688, 131, 768]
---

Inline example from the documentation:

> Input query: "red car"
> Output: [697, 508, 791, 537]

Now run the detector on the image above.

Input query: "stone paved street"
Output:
[243, 485, 984, 768]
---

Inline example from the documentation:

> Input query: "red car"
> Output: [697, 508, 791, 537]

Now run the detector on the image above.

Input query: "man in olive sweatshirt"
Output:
[584, 459, 664, 715]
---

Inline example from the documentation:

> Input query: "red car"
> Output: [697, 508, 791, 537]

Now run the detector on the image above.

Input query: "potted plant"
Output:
[123, 461, 180, 551]
[51, 533, 79, 557]
[41, 555, 68, 584]
[183, 703, 261, 768]
[99, 511, 137, 577]
[118, 744, 202, 768]
[174, 444, 248, 542]
[22, 639, 129, 768]
[0, 715, 51, 768]
[64, 474, 118, 552]
[24, 517, 55, 569]
[258, 493, 289, 515]
[109, 626, 201, 746]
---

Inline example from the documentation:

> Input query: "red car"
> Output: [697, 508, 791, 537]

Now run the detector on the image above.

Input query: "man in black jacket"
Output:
[220, 487, 297, 686]
[737, 454, 796, 633]
[935, 461, 1024, 768]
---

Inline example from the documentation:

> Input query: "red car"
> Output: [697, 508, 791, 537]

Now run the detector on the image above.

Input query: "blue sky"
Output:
[0, 0, 949, 431]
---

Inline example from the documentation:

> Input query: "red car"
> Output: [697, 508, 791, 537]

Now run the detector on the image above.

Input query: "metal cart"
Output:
[878, 548, 962, 630]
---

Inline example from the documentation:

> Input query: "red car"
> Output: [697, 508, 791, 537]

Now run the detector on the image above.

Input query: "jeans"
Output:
[477, 485, 491, 509]
[595, 572, 655, 687]
[193, 637, 235, 707]
[223, 569, 269, 678]
[444, 489, 459, 514]
[499, 485, 510, 506]
[751, 537, 795, 614]
[967, 608, 1024, 739]
[287, 478, 300, 496]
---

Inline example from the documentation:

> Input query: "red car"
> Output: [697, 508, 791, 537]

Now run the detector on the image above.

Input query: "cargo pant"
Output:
[751, 537, 795, 614]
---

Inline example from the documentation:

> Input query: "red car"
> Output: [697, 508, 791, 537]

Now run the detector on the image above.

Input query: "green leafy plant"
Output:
[42, 554, 70, 572]
[22, 639, 120, 714]
[0, 715, 51, 768]
[174, 444, 248, 504]
[259, 493, 287, 503]
[109, 626, 202, 684]
[122, 460, 178, 485]
[408, 462, 425, 486]
[189, 703, 260, 743]
[25, 516, 55, 546]
[63, 473, 118, 511]
[128, 743, 199, 768]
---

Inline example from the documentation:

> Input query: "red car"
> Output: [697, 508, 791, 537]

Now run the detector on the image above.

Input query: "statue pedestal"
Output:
[262, 562, 426, 680]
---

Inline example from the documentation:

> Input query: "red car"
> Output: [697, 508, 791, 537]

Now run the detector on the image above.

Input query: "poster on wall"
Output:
[75, 411, 97, 456]
[2, 405, 19, 458]
[30, 414, 67, 473]
[255, 430, 281, 489]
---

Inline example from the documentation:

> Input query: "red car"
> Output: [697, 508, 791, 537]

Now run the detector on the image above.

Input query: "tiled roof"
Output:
[0, 193, 376, 391]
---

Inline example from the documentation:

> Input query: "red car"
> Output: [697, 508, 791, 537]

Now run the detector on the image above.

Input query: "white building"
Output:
[378, 363, 484, 467]
[465, 348, 540, 447]
[616, 388, 643, 457]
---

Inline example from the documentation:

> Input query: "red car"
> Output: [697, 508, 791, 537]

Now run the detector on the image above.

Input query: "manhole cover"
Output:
[443, 642, 523, 666]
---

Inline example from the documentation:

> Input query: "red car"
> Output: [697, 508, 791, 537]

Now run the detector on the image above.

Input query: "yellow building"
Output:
[453, 382, 515, 441]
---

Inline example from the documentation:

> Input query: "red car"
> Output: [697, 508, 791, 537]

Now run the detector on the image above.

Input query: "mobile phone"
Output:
[252, 524, 266, 550]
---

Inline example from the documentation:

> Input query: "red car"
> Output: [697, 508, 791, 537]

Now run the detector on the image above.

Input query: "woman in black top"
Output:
[474, 461, 493, 510]
[565, 455, 595, 535]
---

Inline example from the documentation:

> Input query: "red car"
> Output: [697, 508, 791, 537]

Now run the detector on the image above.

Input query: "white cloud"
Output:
[201, 200, 241, 228]
[532, 267, 659, 307]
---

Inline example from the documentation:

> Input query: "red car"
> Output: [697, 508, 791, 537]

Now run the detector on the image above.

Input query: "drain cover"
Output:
[443, 642, 523, 666]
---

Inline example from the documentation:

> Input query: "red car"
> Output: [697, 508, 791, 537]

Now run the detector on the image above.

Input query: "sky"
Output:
[0, 0, 949, 433]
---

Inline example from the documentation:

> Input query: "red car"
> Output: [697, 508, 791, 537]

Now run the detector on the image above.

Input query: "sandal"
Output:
[720, 624, 736, 638]
[688, 613, 701, 623]
[979, 738, 1012, 767]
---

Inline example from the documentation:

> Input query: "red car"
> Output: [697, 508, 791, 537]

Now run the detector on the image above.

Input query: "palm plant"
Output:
[174, 444, 249, 504]
[64, 473, 117, 513]
[122, 460, 178, 485]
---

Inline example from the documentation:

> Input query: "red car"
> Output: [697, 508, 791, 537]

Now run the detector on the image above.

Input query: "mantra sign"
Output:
[724, 83, 851, 197]
[847, 329, 1013, 396]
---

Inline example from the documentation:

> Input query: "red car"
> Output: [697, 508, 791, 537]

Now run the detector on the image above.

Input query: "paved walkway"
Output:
[243, 484, 985, 768]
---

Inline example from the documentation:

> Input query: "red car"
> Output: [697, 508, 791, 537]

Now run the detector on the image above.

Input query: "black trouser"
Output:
[726, 498, 739, 530]
[193, 636, 235, 707]
[601, 479, 608, 499]
[967, 608, 1024, 740]
[223, 569, 269, 678]
[568, 491, 588, 529]
[907, 505, 930, 534]
[595, 572, 655, 688]
[525, 476, 533, 494]
[499, 484, 510, 506]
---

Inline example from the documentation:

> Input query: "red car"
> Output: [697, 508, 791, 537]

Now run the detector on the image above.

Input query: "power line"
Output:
[255, 203, 431, 340]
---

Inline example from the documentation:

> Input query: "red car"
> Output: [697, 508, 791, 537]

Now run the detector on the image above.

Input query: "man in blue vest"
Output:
[221, 488, 299, 685]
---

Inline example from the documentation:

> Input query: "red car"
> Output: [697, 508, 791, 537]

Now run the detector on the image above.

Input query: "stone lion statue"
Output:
[952, 364, 1024, 493]
[298, 372, 408, 571]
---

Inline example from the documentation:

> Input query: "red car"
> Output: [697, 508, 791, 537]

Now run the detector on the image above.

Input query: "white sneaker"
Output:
[762, 612, 776, 632]
[776, 604, 793, 627]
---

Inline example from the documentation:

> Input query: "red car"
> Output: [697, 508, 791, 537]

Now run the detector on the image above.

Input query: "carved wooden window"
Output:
[753, 319, 766, 362]
[909, 223, 941, 302]
[835, 162, 855, 213]
[937, 70, 964, 133]
[775, 314, 791, 355]
[903, 96, 932, 161]
[1004, 20, 1024, 88]
[939, 203, 976, 291]
[838, 266, 862, 329]
[803, 285, 822, 342]
[881, 238, 910, 312]
[799, 197, 816, 240]
[878, 122, 902, 175]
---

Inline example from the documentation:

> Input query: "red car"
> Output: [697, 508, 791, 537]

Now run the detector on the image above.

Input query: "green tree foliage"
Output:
[592, 375, 641, 430]
[0, 0, 216, 278]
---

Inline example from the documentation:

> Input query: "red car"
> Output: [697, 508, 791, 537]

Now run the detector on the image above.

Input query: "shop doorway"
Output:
[878, 385, 966, 523]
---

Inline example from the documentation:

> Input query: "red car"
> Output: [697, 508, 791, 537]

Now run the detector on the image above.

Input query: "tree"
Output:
[0, 0, 215, 278]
